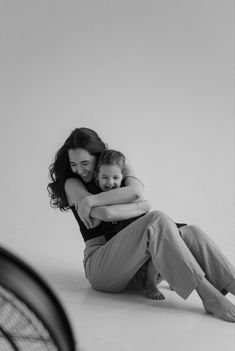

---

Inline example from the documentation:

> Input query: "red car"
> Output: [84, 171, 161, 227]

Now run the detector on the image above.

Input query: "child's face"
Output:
[97, 164, 123, 191]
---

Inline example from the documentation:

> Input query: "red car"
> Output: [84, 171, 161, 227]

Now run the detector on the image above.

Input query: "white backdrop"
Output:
[0, 1, 234, 267]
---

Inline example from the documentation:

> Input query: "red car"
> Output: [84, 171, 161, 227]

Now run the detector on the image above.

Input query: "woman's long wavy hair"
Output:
[47, 128, 107, 211]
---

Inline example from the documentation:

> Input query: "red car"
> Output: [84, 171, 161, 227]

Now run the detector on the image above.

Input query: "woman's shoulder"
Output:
[64, 177, 84, 194]
[65, 177, 82, 187]
[64, 177, 100, 200]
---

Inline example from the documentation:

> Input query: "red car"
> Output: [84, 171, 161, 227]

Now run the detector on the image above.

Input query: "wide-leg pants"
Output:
[83, 210, 235, 299]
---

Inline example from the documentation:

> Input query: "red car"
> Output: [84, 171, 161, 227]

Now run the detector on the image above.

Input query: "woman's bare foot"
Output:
[202, 296, 235, 322]
[146, 283, 165, 300]
[196, 277, 235, 322]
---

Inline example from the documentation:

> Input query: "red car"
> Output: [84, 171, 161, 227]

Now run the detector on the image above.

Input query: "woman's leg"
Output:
[225, 280, 235, 295]
[178, 224, 235, 321]
[196, 277, 235, 322]
[84, 210, 235, 321]
[85, 210, 205, 298]
[179, 225, 235, 295]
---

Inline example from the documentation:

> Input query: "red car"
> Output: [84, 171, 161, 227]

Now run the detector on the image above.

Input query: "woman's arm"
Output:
[64, 178, 91, 205]
[65, 177, 147, 227]
[64, 178, 95, 229]
[65, 178, 149, 227]
[90, 200, 151, 222]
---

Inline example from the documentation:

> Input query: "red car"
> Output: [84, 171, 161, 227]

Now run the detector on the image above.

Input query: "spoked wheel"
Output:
[0, 246, 77, 351]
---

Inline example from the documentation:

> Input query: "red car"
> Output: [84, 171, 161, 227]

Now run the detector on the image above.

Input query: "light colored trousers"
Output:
[83, 211, 235, 299]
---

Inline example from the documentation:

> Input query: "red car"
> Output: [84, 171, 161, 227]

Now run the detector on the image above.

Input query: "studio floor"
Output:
[2, 236, 235, 351]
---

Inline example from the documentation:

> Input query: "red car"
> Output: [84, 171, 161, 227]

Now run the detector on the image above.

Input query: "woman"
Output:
[48, 127, 235, 322]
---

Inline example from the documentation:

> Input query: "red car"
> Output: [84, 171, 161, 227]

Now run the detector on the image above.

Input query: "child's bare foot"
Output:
[197, 277, 235, 322]
[146, 284, 165, 300]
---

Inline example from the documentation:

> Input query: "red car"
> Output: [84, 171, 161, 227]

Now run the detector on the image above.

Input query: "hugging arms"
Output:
[65, 162, 150, 230]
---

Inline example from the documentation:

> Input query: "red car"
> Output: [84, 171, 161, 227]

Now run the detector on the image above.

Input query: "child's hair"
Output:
[96, 149, 126, 175]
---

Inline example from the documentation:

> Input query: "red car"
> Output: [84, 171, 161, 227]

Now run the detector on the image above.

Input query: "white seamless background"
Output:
[0, 1, 234, 266]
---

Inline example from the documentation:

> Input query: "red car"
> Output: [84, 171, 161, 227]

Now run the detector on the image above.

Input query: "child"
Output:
[96, 149, 165, 300]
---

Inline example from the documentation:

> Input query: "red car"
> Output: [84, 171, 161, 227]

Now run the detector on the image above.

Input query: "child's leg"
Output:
[145, 260, 165, 300]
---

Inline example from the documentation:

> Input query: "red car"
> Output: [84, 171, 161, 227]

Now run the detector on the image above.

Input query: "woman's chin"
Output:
[81, 173, 93, 182]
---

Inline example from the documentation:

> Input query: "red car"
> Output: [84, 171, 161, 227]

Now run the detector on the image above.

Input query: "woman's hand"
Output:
[76, 196, 93, 229]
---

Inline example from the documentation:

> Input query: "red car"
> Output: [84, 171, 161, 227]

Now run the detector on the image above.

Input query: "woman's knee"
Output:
[145, 210, 171, 224]
[146, 210, 179, 233]
[185, 224, 204, 236]
[179, 224, 205, 246]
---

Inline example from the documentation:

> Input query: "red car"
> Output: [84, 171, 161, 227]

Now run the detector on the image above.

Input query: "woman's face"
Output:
[68, 148, 96, 183]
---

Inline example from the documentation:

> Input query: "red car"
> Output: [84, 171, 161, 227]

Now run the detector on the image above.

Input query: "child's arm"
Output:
[90, 200, 151, 222]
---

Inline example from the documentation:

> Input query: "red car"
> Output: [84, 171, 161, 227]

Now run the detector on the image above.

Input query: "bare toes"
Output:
[146, 287, 165, 300]
[203, 298, 235, 322]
